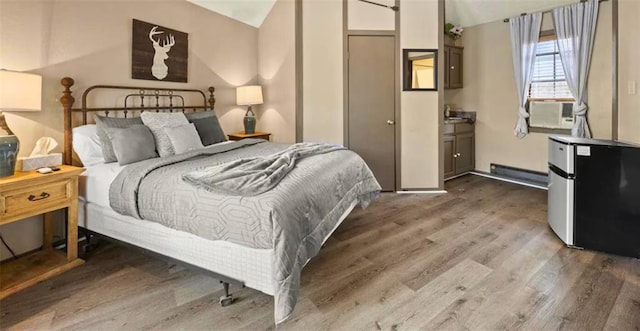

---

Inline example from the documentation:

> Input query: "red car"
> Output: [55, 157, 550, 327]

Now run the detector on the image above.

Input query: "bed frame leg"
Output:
[219, 281, 235, 307]
[81, 228, 99, 254]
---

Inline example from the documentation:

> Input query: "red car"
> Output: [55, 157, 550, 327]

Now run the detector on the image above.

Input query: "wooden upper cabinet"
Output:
[443, 46, 450, 88]
[444, 45, 463, 89]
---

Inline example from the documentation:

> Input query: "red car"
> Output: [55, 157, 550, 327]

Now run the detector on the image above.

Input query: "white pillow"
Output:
[72, 124, 105, 166]
[140, 112, 189, 157]
[164, 123, 204, 154]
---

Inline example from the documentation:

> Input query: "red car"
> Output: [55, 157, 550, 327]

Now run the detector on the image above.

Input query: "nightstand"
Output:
[0, 165, 84, 299]
[227, 131, 271, 141]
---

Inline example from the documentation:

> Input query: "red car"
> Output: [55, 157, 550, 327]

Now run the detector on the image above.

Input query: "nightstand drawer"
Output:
[1, 179, 72, 219]
[227, 131, 271, 141]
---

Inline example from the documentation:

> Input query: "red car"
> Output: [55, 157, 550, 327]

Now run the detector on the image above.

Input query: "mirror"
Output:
[403, 49, 438, 91]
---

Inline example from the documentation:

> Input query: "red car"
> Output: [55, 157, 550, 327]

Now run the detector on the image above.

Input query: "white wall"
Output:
[618, 0, 640, 144]
[445, 3, 613, 173]
[348, 0, 394, 31]
[400, 0, 443, 189]
[0, 0, 258, 260]
[302, 0, 443, 189]
[258, 0, 296, 143]
[0, 0, 259, 154]
[302, 0, 344, 144]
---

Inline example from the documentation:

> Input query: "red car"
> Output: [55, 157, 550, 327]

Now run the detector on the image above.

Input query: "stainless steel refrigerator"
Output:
[548, 136, 640, 258]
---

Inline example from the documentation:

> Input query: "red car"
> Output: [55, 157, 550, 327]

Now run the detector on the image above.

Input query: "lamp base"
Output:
[244, 117, 256, 134]
[0, 135, 19, 178]
[243, 106, 256, 134]
[0, 112, 15, 136]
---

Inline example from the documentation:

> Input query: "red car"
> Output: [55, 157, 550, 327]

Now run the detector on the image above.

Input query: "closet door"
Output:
[347, 35, 396, 191]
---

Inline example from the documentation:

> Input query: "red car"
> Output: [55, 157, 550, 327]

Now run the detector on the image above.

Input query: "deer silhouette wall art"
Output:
[149, 26, 175, 80]
[132, 19, 188, 83]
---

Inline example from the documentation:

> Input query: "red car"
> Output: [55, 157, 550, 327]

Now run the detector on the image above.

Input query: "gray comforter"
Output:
[109, 139, 381, 323]
[182, 142, 346, 196]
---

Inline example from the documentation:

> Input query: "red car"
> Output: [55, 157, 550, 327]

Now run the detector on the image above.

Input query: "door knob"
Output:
[386, 120, 395, 125]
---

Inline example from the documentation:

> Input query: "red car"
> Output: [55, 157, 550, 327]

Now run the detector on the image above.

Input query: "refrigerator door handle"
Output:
[549, 163, 575, 179]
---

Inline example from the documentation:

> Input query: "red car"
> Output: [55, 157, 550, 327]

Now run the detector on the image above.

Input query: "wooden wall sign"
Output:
[132, 19, 188, 83]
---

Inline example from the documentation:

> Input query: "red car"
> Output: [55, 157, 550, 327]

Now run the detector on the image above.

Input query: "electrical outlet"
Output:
[629, 80, 637, 95]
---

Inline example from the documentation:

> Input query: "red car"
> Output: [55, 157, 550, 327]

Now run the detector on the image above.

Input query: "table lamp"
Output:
[0, 70, 42, 177]
[236, 85, 263, 134]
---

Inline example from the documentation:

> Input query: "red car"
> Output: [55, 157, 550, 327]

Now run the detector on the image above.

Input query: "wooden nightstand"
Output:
[0, 165, 84, 299]
[227, 131, 271, 141]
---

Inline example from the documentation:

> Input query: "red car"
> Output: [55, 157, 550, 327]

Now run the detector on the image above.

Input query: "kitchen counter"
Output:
[444, 110, 476, 124]
[444, 117, 473, 124]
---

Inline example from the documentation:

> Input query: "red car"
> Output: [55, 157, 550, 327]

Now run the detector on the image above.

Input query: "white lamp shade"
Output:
[236, 85, 263, 106]
[0, 70, 42, 112]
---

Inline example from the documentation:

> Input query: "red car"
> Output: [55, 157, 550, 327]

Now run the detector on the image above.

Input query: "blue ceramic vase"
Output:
[0, 135, 19, 177]
[244, 107, 256, 134]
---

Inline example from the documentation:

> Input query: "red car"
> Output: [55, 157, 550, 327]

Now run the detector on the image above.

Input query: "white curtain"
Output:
[553, 0, 599, 138]
[509, 13, 542, 138]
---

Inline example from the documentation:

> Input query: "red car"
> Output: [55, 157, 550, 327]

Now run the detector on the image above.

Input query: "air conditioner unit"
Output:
[529, 101, 574, 129]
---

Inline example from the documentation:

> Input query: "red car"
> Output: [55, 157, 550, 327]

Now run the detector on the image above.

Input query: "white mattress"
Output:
[79, 200, 277, 295]
[79, 198, 358, 296]
[79, 162, 126, 207]
[76, 141, 358, 297]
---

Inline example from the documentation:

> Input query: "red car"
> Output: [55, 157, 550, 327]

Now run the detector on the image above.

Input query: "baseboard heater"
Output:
[483, 163, 548, 188]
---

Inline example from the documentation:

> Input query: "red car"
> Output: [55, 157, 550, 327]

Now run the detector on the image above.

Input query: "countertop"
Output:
[444, 117, 473, 124]
[444, 110, 476, 124]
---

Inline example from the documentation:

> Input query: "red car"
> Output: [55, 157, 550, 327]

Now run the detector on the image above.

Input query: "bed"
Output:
[59, 77, 381, 324]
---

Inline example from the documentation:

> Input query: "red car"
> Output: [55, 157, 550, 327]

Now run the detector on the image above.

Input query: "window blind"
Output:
[529, 39, 573, 100]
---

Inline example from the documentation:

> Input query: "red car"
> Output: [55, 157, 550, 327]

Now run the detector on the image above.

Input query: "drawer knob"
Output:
[28, 192, 50, 201]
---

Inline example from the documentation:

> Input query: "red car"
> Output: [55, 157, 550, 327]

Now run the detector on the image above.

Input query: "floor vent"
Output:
[488, 163, 548, 188]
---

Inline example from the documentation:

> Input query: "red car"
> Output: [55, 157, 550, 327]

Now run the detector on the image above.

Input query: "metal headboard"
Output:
[59, 77, 216, 165]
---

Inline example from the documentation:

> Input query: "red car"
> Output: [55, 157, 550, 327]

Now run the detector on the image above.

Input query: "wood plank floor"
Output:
[1, 175, 638, 330]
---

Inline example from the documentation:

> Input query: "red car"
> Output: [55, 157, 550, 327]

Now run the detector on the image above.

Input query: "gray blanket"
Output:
[109, 139, 381, 324]
[182, 142, 346, 196]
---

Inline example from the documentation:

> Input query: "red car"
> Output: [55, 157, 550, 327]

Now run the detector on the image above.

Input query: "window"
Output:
[528, 33, 574, 132]
[529, 34, 573, 100]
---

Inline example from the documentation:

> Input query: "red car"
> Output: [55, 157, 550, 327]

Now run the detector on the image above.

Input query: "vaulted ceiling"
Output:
[186, 0, 276, 28]
[188, 0, 578, 29]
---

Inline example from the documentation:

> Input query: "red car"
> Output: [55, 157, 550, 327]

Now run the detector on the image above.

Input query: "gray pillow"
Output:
[106, 125, 158, 165]
[191, 116, 227, 145]
[164, 123, 204, 154]
[95, 115, 144, 163]
[186, 110, 227, 145]
[140, 112, 189, 157]
[185, 110, 215, 121]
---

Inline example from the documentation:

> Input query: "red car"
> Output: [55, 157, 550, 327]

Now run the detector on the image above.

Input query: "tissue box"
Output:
[17, 153, 63, 171]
